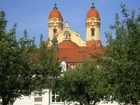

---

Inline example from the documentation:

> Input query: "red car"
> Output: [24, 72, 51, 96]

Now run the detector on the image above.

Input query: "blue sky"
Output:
[0, 0, 139, 46]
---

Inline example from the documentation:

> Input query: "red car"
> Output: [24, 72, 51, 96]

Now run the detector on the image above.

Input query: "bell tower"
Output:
[48, 3, 63, 43]
[86, 3, 100, 42]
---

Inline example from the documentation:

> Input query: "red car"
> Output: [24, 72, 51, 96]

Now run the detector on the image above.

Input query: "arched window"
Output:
[64, 30, 71, 39]
[91, 28, 95, 36]
[53, 28, 57, 34]
[61, 61, 67, 72]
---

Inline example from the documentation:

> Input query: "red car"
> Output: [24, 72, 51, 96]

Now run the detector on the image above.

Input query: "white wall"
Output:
[14, 89, 118, 105]
[14, 90, 50, 105]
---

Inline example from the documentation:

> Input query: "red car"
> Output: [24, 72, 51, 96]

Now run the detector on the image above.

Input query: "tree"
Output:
[38, 35, 62, 90]
[0, 11, 36, 105]
[58, 61, 107, 105]
[0, 10, 62, 105]
[102, 4, 140, 105]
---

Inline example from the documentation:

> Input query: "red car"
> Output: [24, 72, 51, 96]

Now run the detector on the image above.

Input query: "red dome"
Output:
[48, 7, 63, 20]
[58, 40, 79, 49]
[86, 6, 100, 19]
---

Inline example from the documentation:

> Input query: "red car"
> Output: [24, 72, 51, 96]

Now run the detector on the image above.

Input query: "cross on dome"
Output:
[91, 3, 95, 8]
[53, 3, 58, 9]
[86, 0, 100, 19]
[91, 0, 95, 8]
[49, 2, 63, 19]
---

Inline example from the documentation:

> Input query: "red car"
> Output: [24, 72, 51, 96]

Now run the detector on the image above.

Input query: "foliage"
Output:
[34, 35, 61, 91]
[0, 11, 36, 105]
[102, 4, 140, 105]
[58, 61, 108, 105]
[0, 10, 62, 105]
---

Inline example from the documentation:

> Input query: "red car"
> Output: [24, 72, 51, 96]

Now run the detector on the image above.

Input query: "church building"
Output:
[48, 3, 103, 69]
[13, 3, 113, 105]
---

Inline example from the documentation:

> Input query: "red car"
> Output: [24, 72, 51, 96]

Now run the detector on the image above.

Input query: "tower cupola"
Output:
[86, 3, 100, 19]
[86, 3, 100, 42]
[48, 3, 63, 45]
[48, 3, 63, 20]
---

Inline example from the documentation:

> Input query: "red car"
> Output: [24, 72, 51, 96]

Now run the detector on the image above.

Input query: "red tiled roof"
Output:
[86, 40, 101, 48]
[57, 45, 103, 63]
[58, 40, 79, 49]
[48, 8, 63, 20]
[86, 7, 100, 19]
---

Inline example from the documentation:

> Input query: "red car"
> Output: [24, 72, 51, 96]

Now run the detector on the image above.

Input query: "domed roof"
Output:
[48, 4, 63, 20]
[86, 4, 100, 19]
[58, 40, 79, 49]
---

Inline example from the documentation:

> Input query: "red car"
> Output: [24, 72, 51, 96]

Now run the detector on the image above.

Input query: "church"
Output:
[13, 3, 117, 105]
[48, 3, 103, 69]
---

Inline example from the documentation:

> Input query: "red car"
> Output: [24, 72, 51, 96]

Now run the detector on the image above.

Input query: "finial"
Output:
[91, 0, 95, 8]
[54, 3, 57, 8]
[64, 22, 70, 29]
[53, 3, 58, 9]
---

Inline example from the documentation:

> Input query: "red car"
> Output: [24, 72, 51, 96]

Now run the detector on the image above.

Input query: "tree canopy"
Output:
[58, 61, 107, 105]
[0, 11, 38, 105]
[37, 38, 62, 90]
[102, 4, 140, 105]
[0, 10, 62, 105]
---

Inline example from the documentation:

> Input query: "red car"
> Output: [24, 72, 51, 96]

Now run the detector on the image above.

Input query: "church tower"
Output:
[86, 3, 101, 47]
[48, 3, 63, 43]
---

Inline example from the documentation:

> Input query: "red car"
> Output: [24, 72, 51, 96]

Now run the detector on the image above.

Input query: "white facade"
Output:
[14, 89, 65, 105]
[14, 90, 49, 105]
[14, 92, 119, 105]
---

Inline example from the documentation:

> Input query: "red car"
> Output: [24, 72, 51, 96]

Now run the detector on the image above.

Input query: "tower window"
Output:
[53, 28, 57, 34]
[91, 28, 95, 36]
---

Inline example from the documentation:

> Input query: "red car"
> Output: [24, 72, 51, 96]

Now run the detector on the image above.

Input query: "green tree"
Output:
[58, 61, 107, 105]
[102, 4, 140, 105]
[0, 10, 62, 105]
[37, 36, 62, 90]
[0, 11, 36, 105]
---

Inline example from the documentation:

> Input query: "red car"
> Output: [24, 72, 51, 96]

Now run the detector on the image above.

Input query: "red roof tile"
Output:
[48, 8, 63, 20]
[58, 40, 79, 49]
[57, 47, 103, 63]
[86, 7, 100, 19]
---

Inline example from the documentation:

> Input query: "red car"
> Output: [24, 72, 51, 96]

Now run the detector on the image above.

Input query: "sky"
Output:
[0, 0, 139, 46]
